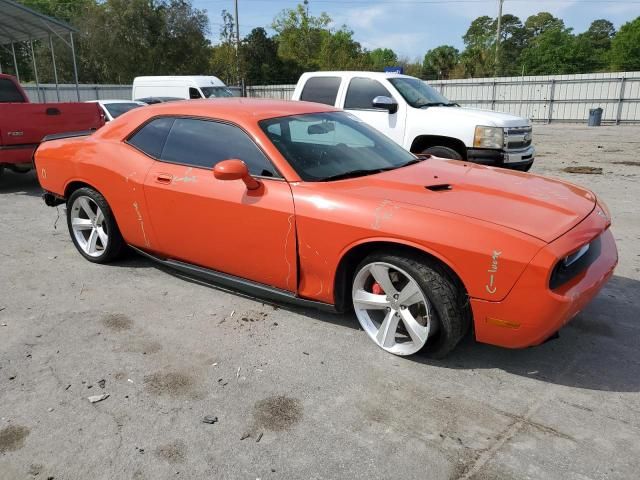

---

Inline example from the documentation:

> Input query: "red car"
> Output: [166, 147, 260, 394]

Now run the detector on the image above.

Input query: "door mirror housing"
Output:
[372, 95, 398, 114]
[213, 159, 260, 190]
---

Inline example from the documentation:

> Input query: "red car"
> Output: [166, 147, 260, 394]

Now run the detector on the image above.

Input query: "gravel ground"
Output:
[0, 124, 639, 480]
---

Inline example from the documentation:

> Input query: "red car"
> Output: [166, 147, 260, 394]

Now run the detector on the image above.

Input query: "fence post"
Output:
[548, 79, 556, 124]
[95, 85, 100, 100]
[616, 76, 626, 125]
[491, 80, 496, 110]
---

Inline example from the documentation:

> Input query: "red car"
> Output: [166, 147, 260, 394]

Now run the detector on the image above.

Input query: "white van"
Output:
[131, 76, 234, 101]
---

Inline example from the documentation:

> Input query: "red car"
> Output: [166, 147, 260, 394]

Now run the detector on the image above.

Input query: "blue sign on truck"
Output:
[384, 66, 404, 74]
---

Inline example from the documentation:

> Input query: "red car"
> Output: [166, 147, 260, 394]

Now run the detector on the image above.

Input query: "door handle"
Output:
[46, 107, 61, 116]
[155, 173, 173, 184]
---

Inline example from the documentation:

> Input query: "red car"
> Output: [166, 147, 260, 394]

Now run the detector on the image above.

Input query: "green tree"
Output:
[367, 48, 398, 71]
[524, 12, 565, 38]
[461, 15, 495, 77]
[422, 45, 459, 79]
[609, 17, 640, 71]
[272, 4, 331, 71]
[519, 26, 592, 75]
[576, 19, 615, 71]
[318, 28, 368, 70]
[210, 9, 238, 84]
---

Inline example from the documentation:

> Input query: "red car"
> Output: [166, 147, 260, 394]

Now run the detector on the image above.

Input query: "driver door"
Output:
[134, 117, 298, 292]
[341, 77, 406, 145]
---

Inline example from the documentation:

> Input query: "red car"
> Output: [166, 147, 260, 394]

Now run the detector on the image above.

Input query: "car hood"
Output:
[425, 106, 530, 128]
[342, 160, 596, 243]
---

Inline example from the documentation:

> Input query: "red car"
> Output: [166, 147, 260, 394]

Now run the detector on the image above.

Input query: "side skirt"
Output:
[129, 245, 337, 313]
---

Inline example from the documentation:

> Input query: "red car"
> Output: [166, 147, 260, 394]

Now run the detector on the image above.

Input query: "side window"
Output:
[160, 118, 278, 177]
[189, 87, 202, 99]
[344, 78, 393, 110]
[299, 76, 341, 106]
[127, 117, 175, 158]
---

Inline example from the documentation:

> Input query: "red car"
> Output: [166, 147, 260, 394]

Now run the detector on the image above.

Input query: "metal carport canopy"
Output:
[0, 0, 76, 44]
[0, 0, 81, 101]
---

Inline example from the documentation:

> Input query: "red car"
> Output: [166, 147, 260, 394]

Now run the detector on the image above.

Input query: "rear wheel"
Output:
[66, 187, 124, 263]
[351, 253, 470, 358]
[421, 146, 463, 160]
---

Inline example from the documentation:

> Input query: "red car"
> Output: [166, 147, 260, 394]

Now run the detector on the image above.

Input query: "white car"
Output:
[88, 100, 146, 122]
[292, 71, 535, 171]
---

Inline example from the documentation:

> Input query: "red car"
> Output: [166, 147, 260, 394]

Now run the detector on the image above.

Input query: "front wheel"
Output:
[66, 187, 124, 263]
[420, 146, 463, 160]
[351, 253, 470, 357]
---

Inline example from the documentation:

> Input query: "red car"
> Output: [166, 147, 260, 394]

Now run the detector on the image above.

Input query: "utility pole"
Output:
[495, 0, 504, 77]
[234, 0, 241, 86]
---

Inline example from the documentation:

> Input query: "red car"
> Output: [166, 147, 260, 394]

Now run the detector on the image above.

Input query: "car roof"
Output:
[300, 71, 416, 81]
[130, 98, 339, 122]
[88, 99, 146, 105]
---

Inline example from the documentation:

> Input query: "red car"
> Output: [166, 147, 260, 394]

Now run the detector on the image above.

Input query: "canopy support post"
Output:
[29, 39, 41, 102]
[70, 32, 80, 101]
[49, 35, 60, 101]
[11, 42, 20, 82]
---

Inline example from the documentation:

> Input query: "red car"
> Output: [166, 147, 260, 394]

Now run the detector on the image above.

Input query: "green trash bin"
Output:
[588, 108, 603, 126]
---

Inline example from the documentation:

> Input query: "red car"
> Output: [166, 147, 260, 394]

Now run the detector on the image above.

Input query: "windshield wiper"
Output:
[321, 168, 386, 182]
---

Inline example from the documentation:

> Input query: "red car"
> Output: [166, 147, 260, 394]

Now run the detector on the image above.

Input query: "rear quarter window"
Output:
[300, 77, 342, 106]
[127, 117, 175, 158]
[0, 78, 26, 103]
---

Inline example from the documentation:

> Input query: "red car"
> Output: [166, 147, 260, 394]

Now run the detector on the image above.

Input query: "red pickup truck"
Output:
[0, 74, 105, 176]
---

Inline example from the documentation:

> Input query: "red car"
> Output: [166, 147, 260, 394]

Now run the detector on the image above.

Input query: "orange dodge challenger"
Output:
[34, 99, 618, 357]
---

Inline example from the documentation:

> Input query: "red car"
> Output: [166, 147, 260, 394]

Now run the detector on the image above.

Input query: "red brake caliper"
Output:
[371, 282, 384, 295]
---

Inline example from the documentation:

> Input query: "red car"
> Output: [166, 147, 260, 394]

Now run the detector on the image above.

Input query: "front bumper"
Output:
[467, 145, 535, 169]
[471, 207, 618, 348]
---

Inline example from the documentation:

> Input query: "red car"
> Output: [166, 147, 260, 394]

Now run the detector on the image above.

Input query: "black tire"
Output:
[512, 163, 533, 172]
[66, 187, 124, 264]
[421, 146, 463, 160]
[355, 252, 471, 358]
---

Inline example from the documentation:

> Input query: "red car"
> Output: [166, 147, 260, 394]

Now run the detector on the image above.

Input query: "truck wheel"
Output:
[351, 252, 470, 358]
[421, 146, 463, 160]
[66, 187, 124, 264]
[513, 163, 533, 172]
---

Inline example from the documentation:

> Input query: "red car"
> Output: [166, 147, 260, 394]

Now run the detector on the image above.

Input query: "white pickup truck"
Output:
[291, 71, 535, 171]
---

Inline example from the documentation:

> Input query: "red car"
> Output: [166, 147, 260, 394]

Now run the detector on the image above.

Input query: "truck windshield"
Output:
[388, 77, 455, 109]
[260, 111, 419, 182]
[0, 78, 26, 103]
[200, 86, 235, 98]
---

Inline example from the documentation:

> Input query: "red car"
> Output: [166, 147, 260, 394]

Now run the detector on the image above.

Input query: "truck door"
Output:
[341, 77, 406, 146]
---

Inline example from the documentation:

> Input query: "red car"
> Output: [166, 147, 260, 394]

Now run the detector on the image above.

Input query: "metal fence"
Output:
[22, 71, 640, 124]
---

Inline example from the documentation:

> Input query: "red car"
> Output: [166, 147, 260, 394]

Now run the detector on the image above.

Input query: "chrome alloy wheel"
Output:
[352, 262, 433, 356]
[70, 196, 108, 258]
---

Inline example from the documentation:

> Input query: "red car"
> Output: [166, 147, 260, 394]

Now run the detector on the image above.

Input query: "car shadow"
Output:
[407, 275, 640, 393]
[0, 169, 42, 197]
[110, 251, 640, 392]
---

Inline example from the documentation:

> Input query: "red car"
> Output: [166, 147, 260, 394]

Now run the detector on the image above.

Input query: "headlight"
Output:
[474, 126, 504, 149]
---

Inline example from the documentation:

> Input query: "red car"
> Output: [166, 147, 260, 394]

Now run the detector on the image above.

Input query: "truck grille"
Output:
[505, 126, 532, 151]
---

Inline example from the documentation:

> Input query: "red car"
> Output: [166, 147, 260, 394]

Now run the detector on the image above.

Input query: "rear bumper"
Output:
[471, 208, 618, 348]
[467, 145, 535, 169]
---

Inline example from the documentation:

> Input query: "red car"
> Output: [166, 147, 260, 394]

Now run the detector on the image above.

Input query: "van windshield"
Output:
[388, 77, 456, 108]
[200, 86, 235, 98]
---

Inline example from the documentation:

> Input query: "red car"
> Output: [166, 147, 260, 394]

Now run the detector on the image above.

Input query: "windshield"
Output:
[104, 102, 144, 118]
[388, 77, 454, 108]
[260, 111, 418, 182]
[201, 86, 235, 98]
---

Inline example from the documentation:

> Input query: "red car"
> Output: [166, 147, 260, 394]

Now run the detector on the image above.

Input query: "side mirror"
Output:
[372, 95, 398, 114]
[213, 159, 260, 190]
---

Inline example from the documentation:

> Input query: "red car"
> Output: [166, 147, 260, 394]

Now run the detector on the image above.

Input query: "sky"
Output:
[193, 0, 640, 59]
